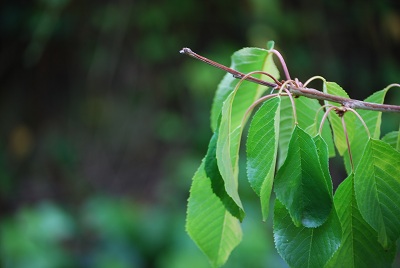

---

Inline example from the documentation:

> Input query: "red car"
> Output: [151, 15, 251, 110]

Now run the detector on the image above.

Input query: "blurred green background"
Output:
[0, 0, 399, 267]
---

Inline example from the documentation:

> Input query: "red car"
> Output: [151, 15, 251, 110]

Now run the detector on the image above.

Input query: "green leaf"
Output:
[273, 199, 341, 268]
[277, 96, 294, 167]
[274, 126, 333, 228]
[215, 48, 280, 213]
[325, 174, 396, 268]
[343, 87, 391, 173]
[381, 131, 399, 151]
[313, 134, 333, 197]
[246, 96, 280, 220]
[354, 138, 400, 248]
[295, 96, 335, 157]
[278, 96, 335, 168]
[323, 82, 356, 155]
[217, 95, 244, 211]
[211, 48, 280, 131]
[205, 131, 244, 220]
[186, 160, 242, 267]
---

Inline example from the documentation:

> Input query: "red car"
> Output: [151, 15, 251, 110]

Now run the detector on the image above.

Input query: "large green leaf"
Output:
[325, 174, 395, 268]
[323, 82, 355, 156]
[246, 96, 280, 220]
[187, 159, 242, 267]
[215, 48, 280, 213]
[354, 138, 400, 249]
[273, 199, 341, 268]
[274, 126, 333, 228]
[211, 48, 279, 131]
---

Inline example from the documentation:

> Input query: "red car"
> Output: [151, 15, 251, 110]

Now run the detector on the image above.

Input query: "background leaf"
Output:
[381, 131, 399, 151]
[274, 126, 333, 228]
[354, 138, 400, 249]
[186, 160, 242, 267]
[325, 174, 395, 268]
[323, 82, 356, 156]
[273, 199, 341, 268]
[343, 87, 391, 173]
[246, 96, 280, 220]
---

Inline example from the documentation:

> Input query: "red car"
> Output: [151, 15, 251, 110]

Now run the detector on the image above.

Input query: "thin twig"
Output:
[180, 48, 400, 113]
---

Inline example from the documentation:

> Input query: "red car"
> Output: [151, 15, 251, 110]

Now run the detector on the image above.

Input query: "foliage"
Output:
[185, 44, 400, 267]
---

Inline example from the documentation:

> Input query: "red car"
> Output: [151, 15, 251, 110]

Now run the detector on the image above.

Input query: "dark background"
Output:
[1, 0, 399, 267]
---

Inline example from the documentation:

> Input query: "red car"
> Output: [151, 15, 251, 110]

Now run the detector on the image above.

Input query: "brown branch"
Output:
[180, 47, 400, 113]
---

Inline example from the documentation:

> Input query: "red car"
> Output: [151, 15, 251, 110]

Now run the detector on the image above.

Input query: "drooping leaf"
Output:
[246, 96, 280, 220]
[277, 96, 294, 167]
[215, 48, 280, 213]
[323, 82, 355, 155]
[273, 199, 341, 268]
[217, 96, 244, 211]
[381, 131, 399, 151]
[274, 125, 333, 228]
[211, 48, 279, 131]
[325, 174, 396, 268]
[205, 131, 244, 220]
[354, 138, 400, 249]
[187, 160, 242, 267]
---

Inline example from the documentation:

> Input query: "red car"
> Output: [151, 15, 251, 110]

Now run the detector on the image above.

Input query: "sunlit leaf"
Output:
[246, 96, 280, 220]
[273, 199, 341, 268]
[354, 138, 400, 248]
[187, 160, 242, 267]
[211, 48, 279, 131]
[274, 126, 333, 228]
[325, 174, 395, 268]
[215, 48, 280, 214]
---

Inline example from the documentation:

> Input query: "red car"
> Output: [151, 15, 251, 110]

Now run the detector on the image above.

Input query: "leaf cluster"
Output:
[185, 45, 400, 267]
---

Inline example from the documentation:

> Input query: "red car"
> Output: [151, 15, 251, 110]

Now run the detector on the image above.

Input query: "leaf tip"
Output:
[267, 40, 275, 50]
